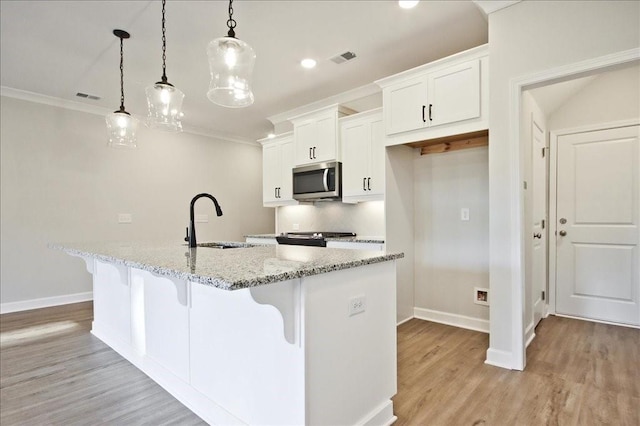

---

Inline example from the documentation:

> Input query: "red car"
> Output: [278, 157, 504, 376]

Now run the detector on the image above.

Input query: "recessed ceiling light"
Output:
[267, 133, 275, 139]
[399, 0, 420, 9]
[300, 58, 317, 69]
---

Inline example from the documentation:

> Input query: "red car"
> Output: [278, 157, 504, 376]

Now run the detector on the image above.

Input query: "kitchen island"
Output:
[53, 242, 403, 426]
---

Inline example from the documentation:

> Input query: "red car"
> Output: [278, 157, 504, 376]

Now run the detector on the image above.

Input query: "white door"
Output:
[531, 120, 547, 327]
[427, 59, 480, 127]
[556, 125, 640, 326]
[368, 118, 385, 195]
[279, 139, 295, 201]
[383, 76, 427, 135]
[263, 143, 281, 203]
[341, 120, 368, 199]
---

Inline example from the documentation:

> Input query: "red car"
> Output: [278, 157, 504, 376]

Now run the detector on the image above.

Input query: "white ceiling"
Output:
[0, 1, 488, 142]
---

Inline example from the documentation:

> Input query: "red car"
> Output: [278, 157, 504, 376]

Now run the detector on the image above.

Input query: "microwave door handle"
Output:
[323, 168, 329, 192]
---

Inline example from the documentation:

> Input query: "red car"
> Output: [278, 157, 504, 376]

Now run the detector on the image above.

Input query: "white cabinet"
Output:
[289, 104, 354, 166]
[260, 133, 297, 207]
[376, 44, 488, 146]
[340, 108, 385, 203]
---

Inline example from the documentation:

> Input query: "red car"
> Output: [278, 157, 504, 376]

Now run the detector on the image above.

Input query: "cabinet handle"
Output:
[312, 146, 316, 159]
[367, 177, 371, 191]
[309, 147, 312, 160]
[422, 105, 426, 123]
[363, 177, 367, 191]
[429, 104, 433, 122]
[275, 187, 278, 199]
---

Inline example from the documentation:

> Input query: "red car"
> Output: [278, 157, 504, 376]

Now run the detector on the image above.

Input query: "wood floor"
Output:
[1, 302, 638, 425]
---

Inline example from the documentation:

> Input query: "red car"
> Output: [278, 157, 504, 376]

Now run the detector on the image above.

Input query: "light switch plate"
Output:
[118, 213, 132, 224]
[461, 208, 470, 221]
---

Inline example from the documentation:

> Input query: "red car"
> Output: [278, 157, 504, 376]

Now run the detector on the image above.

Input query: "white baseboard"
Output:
[485, 348, 514, 370]
[0, 291, 93, 314]
[396, 315, 414, 326]
[525, 321, 536, 347]
[413, 307, 489, 333]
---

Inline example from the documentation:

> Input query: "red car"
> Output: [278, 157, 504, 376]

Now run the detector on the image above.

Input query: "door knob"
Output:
[559, 218, 567, 224]
[559, 230, 567, 236]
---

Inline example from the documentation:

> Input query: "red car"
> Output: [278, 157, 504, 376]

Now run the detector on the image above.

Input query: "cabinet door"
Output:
[368, 117, 385, 196]
[341, 120, 369, 199]
[279, 140, 295, 201]
[263, 143, 281, 203]
[383, 76, 427, 135]
[294, 120, 317, 165]
[427, 59, 480, 127]
[314, 113, 337, 163]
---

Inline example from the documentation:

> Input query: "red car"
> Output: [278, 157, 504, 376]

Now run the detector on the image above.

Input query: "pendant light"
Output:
[145, 0, 185, 131]
[106, 29, 139, 148]
[206, 0, 255, 108]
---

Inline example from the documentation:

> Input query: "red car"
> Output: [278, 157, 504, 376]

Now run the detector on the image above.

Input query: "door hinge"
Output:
[542, 291, 546, 301]
[542, 219, 545, 229]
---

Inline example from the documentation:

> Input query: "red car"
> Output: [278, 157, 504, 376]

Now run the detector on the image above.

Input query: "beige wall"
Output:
[488, 0, 640, 368]
[413, 147, 490, 323]
[0, 96, 274, 306]
[549, 64, 640, 131]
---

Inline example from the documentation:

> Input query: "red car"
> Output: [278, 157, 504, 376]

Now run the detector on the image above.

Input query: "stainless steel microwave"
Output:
[292, 162, 341, 201]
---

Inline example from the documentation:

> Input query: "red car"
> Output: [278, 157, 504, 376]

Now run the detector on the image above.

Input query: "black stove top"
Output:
[276, 231, 356, 247]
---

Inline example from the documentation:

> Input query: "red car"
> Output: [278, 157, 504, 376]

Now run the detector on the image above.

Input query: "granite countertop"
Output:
[245, 234, 386, 244]
[52, 242, 403, 291]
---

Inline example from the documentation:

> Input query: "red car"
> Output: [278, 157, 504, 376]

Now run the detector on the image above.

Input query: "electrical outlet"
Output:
[461, 208, 470, 221]
[118, 213, 132, 224]
[348, 295, 366, 316]
[195, 214, 209, 223]
[292, 223, 300, 231]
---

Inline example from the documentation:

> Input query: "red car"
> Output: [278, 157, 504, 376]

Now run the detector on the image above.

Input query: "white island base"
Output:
[84, 258, 397, 425]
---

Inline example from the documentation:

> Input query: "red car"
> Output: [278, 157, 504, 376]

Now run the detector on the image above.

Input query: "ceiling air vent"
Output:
[76, 92, 101, 100]
[330, 51, 357, 64]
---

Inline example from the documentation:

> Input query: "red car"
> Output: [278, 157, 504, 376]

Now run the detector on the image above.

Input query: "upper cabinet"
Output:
[259, 132, 297, 207]
[340, 108, 384, 203]
[376, 44, 488, 146]
[289, 104, 355, 166]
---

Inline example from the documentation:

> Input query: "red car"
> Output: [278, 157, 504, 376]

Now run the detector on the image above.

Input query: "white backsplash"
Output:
[276, 201, 385, 238]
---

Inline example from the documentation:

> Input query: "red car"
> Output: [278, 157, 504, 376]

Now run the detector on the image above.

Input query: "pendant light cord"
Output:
[161, 0, 168, 83]
[119, 35, 126, 112]
[226, 0, 236, 38]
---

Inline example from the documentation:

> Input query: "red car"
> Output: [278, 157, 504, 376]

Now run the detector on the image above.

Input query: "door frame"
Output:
[506, 47, 639, 370]
[548, 118, 640, 318]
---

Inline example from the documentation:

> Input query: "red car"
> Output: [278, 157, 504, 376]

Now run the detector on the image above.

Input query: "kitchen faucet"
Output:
[185, 193, 223, 248]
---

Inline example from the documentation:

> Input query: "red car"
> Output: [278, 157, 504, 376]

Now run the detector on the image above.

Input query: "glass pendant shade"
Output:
[106, 110, 139, 148]
[145, 82, 185, 131]
[207, 36, 255, 108]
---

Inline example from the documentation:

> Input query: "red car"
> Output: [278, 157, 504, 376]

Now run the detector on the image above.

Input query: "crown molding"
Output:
[267, 82, 380, 127]
[472, 1, 521, 16]
[0, 86, 257, 146]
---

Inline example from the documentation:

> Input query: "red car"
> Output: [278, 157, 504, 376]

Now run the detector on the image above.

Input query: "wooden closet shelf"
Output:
[408, 129, 489, 155]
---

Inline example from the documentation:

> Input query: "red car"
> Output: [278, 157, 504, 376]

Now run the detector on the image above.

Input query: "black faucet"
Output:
[185, 193, 223, 248]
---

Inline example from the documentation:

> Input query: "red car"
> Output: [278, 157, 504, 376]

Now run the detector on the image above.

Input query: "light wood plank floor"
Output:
[1, 302, 638, 425]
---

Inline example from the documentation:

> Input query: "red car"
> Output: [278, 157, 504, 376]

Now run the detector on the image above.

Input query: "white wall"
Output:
[276, 201, 385, 237]
[488, 0, 640, 369]
[548, 64, 640, 131]
[413, 147, 490, 328]
[385, 145, 415, 324]
[0, 96, 274, 308]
